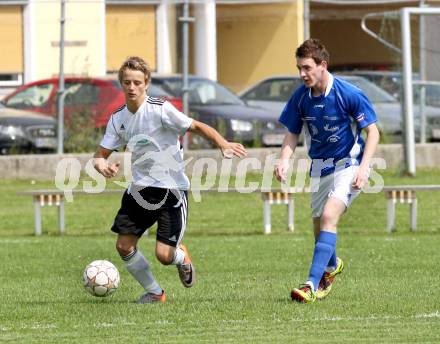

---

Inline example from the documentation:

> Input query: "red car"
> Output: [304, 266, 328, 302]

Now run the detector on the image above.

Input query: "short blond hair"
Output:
[118, 56, 151, 84]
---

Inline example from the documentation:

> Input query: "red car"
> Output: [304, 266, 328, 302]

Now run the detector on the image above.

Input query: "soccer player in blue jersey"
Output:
[274, 39, 380, 303]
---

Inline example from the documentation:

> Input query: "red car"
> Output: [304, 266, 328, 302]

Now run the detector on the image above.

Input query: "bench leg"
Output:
[287, 199, 294, 232]
[58, 201, 65, 234]
[263, 200, 271, 234]
[387, 199, 395, 233]
[410, 199, 417, 231]
[33, 199, 42, 236]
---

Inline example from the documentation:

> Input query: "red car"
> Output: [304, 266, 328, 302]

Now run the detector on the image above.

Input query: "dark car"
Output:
[151, 74, 286, 146]
[343, 70, 440, 108]
[239, 75, 440, 142]
[2, 77, 182, 129]
[0, 103, 57, 155]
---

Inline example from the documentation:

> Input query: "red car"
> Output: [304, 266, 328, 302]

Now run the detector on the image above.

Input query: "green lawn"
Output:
[0, 169, 439, 343]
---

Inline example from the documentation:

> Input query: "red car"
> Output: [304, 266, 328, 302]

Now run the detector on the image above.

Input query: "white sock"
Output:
[171, 247, 185, 265]
[124, 249, 162, 295]
[305, 280, 315, 291]
[325, 266, 336, 273]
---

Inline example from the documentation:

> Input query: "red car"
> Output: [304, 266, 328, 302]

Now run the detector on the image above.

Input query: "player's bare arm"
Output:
[274, 132, 299, 183]
[93, 146, 121, 178]
[352, 123, 380, 190]
[188, 120, 247, 158]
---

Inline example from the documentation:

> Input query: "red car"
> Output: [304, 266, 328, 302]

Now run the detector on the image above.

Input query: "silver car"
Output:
[239, 75, 440, 142]
[0, 103, 57, 154]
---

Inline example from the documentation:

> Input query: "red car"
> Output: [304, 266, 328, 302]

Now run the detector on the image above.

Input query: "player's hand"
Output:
[221, 142, 247, 159]
[352, 166, 369, 190]
[274, 159, 289, 183]
[97, 161, 120, 178]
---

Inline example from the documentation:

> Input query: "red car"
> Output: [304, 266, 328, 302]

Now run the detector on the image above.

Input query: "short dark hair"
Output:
[295, 39, 330, 66]
[118, 56, 151, 84]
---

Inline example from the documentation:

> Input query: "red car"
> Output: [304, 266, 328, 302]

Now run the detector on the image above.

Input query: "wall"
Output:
[106, 5, 156, 73]
[33, 0, 105, 79]
[0, 6, 23, 75]
[1, 144, 439, 181]
[216, 2, 303, 92]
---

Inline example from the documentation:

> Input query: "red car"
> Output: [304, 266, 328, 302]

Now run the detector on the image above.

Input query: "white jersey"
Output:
[100, 96, 193, 190]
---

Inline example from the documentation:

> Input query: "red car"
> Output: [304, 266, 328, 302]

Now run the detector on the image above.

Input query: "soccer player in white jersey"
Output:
[274, 39, 380, 303]
[93, 56, 246, 304]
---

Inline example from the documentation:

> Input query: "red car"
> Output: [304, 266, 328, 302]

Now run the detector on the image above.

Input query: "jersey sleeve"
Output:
[100, 115, 125, 150]
[161, 101, 193, 135]
[348, 89, 378, 129]
[278, 87, 305, 134]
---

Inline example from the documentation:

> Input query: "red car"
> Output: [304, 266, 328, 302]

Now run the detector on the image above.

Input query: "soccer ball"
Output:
[82, 260, 120, 297]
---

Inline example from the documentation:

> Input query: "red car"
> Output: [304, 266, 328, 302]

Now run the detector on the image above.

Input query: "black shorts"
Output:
[111, 187, 188, 247]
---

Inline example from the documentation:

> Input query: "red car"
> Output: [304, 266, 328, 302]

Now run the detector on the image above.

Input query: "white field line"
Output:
[0, 239, 43, 244]
[2, 311, 438, 332]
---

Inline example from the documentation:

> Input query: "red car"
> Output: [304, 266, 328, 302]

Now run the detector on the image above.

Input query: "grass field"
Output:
[0, 169, 440, 343]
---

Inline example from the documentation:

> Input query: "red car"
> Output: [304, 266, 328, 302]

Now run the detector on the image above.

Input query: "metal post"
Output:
[419, 0, 427, 143]
[263, 200, 271, 234]
[400, 8, 416, 175]
[57, 0, 66, 154]
[287, 198, 294, 232]
[386, 198, 395, 233]
[179, 1, 194, 152]
[304, 0, 310, 40]
[33, 197, 42, 236]
[58, 200, 65, 234]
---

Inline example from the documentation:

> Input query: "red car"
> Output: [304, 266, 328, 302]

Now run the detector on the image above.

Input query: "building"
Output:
[0, 0, 303, 93]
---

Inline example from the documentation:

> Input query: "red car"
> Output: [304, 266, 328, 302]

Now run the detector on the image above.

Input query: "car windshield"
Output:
[153, 78, 243, 105]
[242, 78, 302, 102]
[5, 83, 54, 109]
[338, 76, 397, 103]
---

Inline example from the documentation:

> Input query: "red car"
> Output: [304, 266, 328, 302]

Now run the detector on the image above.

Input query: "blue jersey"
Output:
[279, 74, 377, 177]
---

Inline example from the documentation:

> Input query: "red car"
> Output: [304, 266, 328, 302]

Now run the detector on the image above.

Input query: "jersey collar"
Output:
[308, 72, 334, 99]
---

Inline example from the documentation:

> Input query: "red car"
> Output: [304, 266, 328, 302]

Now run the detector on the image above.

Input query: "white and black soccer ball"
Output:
[82, 260, 120, 297]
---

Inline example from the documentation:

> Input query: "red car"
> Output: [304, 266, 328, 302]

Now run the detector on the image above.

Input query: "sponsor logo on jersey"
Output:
[120, 124, 125, 130]
[323, 115, 338, 121]
[309, 123, 319, 136]
[324, 124, 339, 132]
[314, 104, 325, 109]
[327, 135, 340, 143]
[356, 113, 365, 122]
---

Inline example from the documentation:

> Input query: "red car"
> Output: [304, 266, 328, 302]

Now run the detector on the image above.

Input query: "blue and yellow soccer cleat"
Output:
[291, 284, 317, 303]
[315, 257, 344, 300]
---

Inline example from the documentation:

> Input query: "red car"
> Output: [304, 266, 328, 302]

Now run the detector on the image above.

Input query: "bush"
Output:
[63, 109, 102, 153]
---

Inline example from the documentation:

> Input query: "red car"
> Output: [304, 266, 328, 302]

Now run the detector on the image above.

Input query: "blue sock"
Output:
[315, 238, 337, 270]
[328, 251, 337, 270]
[307, 231, 337, 291]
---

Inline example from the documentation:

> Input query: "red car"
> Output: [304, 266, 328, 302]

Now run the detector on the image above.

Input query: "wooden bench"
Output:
[383, 185, 440, 232]
[17, 189, 124, 235]
[260, 187, 309, 234]
[18, 187, 309, 236]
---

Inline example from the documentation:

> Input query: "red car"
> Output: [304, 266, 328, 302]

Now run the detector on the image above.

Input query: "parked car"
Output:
[0, 103, 57, 155]
[344, 70, 440, 108]
[239, 75, 440, 142]
[151, 74, 286, 146]
[1, 77, 182, 129]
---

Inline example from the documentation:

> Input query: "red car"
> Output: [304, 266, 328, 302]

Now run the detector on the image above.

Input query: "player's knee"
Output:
[320, 211, 337, 228]
[115, 241, 135, 257]
[155, 250, 173, 265]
